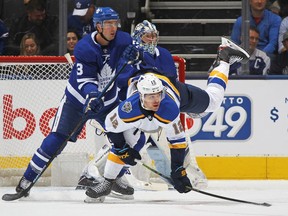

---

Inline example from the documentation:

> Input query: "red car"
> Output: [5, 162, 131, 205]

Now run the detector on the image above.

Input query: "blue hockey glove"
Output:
[171, 166, 192, 193]
[84, 92, 104, 117]
[115, 146, 142, 166]
[122, 44, 141, 63]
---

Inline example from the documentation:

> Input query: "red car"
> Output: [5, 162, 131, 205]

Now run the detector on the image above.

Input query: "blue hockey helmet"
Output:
[93, 7, 120, 27]
[132, 20, 159, 55]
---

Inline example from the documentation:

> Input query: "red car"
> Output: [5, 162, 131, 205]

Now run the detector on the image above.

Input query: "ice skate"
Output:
[85, 178, 115, 199]
[109, 177, 134, 200]
[75, 175, 101, 190]
[77, 174, 134, 199]
[16, 176, 31, 197]
[220, 37, 250, 64]
[209, 37, 250, 72]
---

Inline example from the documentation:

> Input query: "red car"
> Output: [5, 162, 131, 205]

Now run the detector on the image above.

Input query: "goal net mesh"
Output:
[0, 56, 186, 187]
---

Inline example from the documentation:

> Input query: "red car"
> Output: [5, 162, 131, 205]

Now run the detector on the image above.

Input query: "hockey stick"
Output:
[139, 161, 271, 207]
[147, 133, 208, 189]
[124, 169, 168, 191]
[64, 53, 73, 64]
[2, 59, 133, 201]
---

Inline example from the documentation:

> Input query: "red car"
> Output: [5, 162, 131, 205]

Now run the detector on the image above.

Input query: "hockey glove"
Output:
[122, 44, 141, 63]
[84, 91, 104, 117]
[171, 166, 192, 193]
[115, 146, 142, 166]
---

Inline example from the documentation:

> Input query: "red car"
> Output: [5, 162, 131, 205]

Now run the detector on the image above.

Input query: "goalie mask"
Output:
[137, 73, 165, 111]
[132, 20, 159, 55]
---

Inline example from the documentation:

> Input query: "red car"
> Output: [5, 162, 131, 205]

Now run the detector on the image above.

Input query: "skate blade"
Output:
[75, 185, 88, 190]
[84, 196, 105, 203]
[108, 191, 134, 200]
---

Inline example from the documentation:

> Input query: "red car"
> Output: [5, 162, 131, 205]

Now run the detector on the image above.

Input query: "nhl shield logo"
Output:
[121, 101, 132, 113]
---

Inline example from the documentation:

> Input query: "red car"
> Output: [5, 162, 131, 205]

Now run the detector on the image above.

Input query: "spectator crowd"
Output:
[0, 0, 288, 75]
[229, 0, 288, 75]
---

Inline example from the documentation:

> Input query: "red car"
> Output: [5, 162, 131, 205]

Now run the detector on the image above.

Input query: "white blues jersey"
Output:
[105, 73, 186, 148]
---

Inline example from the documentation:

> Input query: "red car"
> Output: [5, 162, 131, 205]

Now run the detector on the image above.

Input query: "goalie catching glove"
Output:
[171, 166, 192, 193]
[84, 91, 104, 117]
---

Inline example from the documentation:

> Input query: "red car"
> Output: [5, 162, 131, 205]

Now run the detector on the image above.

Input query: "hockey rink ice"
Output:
[0, 180, 288, 216]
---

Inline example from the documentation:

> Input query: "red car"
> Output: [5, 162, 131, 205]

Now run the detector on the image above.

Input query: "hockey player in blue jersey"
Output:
[117, 20, 178, 101]
[7, 7, 136, 201]
[118, 20, 232, 116]
[84, 38, 251, 201]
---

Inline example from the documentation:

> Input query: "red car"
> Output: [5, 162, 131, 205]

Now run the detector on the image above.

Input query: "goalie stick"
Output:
[139, 161, 272, 207]
[2, 59, 134, 202]
[124, 166, 168, 191]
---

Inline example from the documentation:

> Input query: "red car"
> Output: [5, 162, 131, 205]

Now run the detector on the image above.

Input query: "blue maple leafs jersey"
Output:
[116, 46, 178, 100]
[64, 30, 132, 114]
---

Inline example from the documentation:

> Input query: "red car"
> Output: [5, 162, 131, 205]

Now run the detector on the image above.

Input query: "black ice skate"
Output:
[85, 178, 115, 199]
[2, 176, 31, 201]
[16, 176, 31, 197]
[77, 175, 134, 200]
[208, 37, 250, 72]
[75, 175, 100, 190]
[109, 177, 134, 200]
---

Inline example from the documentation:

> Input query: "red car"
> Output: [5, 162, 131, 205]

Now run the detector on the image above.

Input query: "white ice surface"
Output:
[1, 180, 288, 216]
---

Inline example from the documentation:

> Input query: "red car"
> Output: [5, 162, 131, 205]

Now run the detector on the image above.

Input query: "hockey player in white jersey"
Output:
[76, 20, 250, 197]
[77, 20, 207, 194]
[85, 73, 192, 200]
[84, 39, 250, 200]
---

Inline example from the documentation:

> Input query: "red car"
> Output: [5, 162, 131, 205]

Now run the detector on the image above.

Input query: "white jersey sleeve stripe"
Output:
[66, 82, 86, 104]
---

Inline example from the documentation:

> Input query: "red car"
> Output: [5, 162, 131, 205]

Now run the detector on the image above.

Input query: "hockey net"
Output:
[0, 55, 186, 187]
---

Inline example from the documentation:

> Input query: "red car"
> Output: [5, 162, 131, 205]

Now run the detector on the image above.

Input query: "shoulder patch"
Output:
[121, 101, 132, 113]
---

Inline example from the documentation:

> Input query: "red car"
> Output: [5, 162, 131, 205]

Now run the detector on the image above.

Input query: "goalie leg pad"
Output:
[185, 165, 208, 189]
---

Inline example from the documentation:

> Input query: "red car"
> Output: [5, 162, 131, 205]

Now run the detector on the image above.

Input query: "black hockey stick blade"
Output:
[191, 187, 271, 207]
[2, 190, 28, 201]
[1, 116, 87, 201]
[140, 162, 272, 207]
[2, 59, 133, 202]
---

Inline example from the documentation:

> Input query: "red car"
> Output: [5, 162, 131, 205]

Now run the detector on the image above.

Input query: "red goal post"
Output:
[0, 55, 187, 186]
[172, 56, 186, 128]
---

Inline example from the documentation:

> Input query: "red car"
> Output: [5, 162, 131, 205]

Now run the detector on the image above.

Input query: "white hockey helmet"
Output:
[137, 73, 165, 109]
[132, 20, 159, 55]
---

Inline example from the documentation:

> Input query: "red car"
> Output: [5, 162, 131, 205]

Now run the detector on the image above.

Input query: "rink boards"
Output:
[0, 78, 288, 179]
